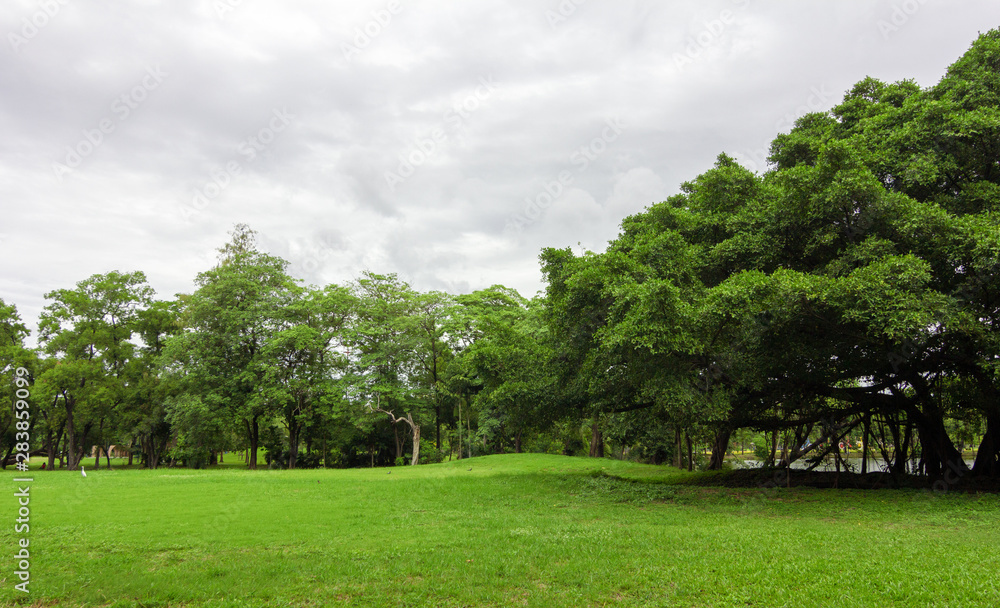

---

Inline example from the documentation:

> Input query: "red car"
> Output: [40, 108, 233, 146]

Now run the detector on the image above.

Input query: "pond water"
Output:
[734, 457, 977, 473]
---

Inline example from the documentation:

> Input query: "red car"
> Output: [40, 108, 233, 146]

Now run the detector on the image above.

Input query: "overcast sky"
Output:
[1, 0, 997, 340]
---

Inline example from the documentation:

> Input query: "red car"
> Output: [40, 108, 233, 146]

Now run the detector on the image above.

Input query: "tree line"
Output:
[0, 226, 559, 471]
[1, 31, 998, 479]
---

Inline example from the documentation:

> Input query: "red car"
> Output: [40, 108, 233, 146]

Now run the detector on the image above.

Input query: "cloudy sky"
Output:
[1, 0, 996, 339]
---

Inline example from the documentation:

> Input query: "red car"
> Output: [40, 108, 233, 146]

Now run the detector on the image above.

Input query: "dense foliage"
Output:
[542, 30, 1000, 479]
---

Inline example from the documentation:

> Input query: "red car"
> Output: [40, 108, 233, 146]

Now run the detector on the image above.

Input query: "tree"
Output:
[129, 299, 184, 468]
[536, 31, 1000, 479]
[174, 224, 296, 469]
[411, 290, 455, 453]
[346, 272, 426, 465]
[454, 287, 555, 453]
[258, 284, 354, 468]
[1, 299, 33, 469]
[37, 271, 153, 471]
[0, 298, 28, 373]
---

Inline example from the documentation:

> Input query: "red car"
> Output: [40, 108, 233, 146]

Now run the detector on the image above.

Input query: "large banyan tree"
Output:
[542, 30, 1000, 479]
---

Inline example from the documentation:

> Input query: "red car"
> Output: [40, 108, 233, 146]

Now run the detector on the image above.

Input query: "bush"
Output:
[294, 451, 322, 469]
[262, 425, 287, 468]
[325, 447, 344, 468]
[524, 433, 562, 454]
[420, 449, 445, 464]
[168, 445, 211, 469]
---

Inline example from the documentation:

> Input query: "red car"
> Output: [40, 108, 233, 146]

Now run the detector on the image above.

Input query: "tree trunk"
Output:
[969, 370, 1000, 477]
[410, 415, 421, 466]
[708, 427, 731, 470]
[286, 396, 304, 469]
[144, 433, 156, 469]
[93, 417, 106, 469]
[515, 429, 523, 454]
[590, 420, 604, 458]
[105, 444, 112, 469]
[908, 403, 968, 479]
[861, 413, 870, 474]
[887, 412, 910, 475]
[909, 376, 969, 478]
[457, 397, 463, 460]
[875, 415, 894, 473]
[64, 394, 79, 470]
[393, 424, 403, 462]
[674, 426, 682, 468]
[900, 417, 913, 474]
[44, 429, 53, 470]
[768, 430, 778, 467]
[1, 443, 14, 469]
[76, 421, 92, 473]
[972, 408, 1000, 478]
[685, 432, 694, 472]
[287, 422, 301, 470]
[778, 431, 788, 467]
[46, 426, 62, 471]
[248, 416, 260, 470]
[148, 432, 162, 469]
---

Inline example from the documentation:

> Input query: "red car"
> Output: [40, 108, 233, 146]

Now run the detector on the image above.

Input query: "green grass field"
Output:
[2, 454, 998, 607]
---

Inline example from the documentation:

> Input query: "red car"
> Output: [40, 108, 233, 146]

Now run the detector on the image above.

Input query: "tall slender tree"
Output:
[37, 271, 153, 470]
[259, 284, 355, 468]
[175, 224, 295, 469]
[347, 272, 426, 465]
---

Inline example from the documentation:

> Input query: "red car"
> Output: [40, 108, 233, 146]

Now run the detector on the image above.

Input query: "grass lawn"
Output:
[1, 454, 998, 607]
